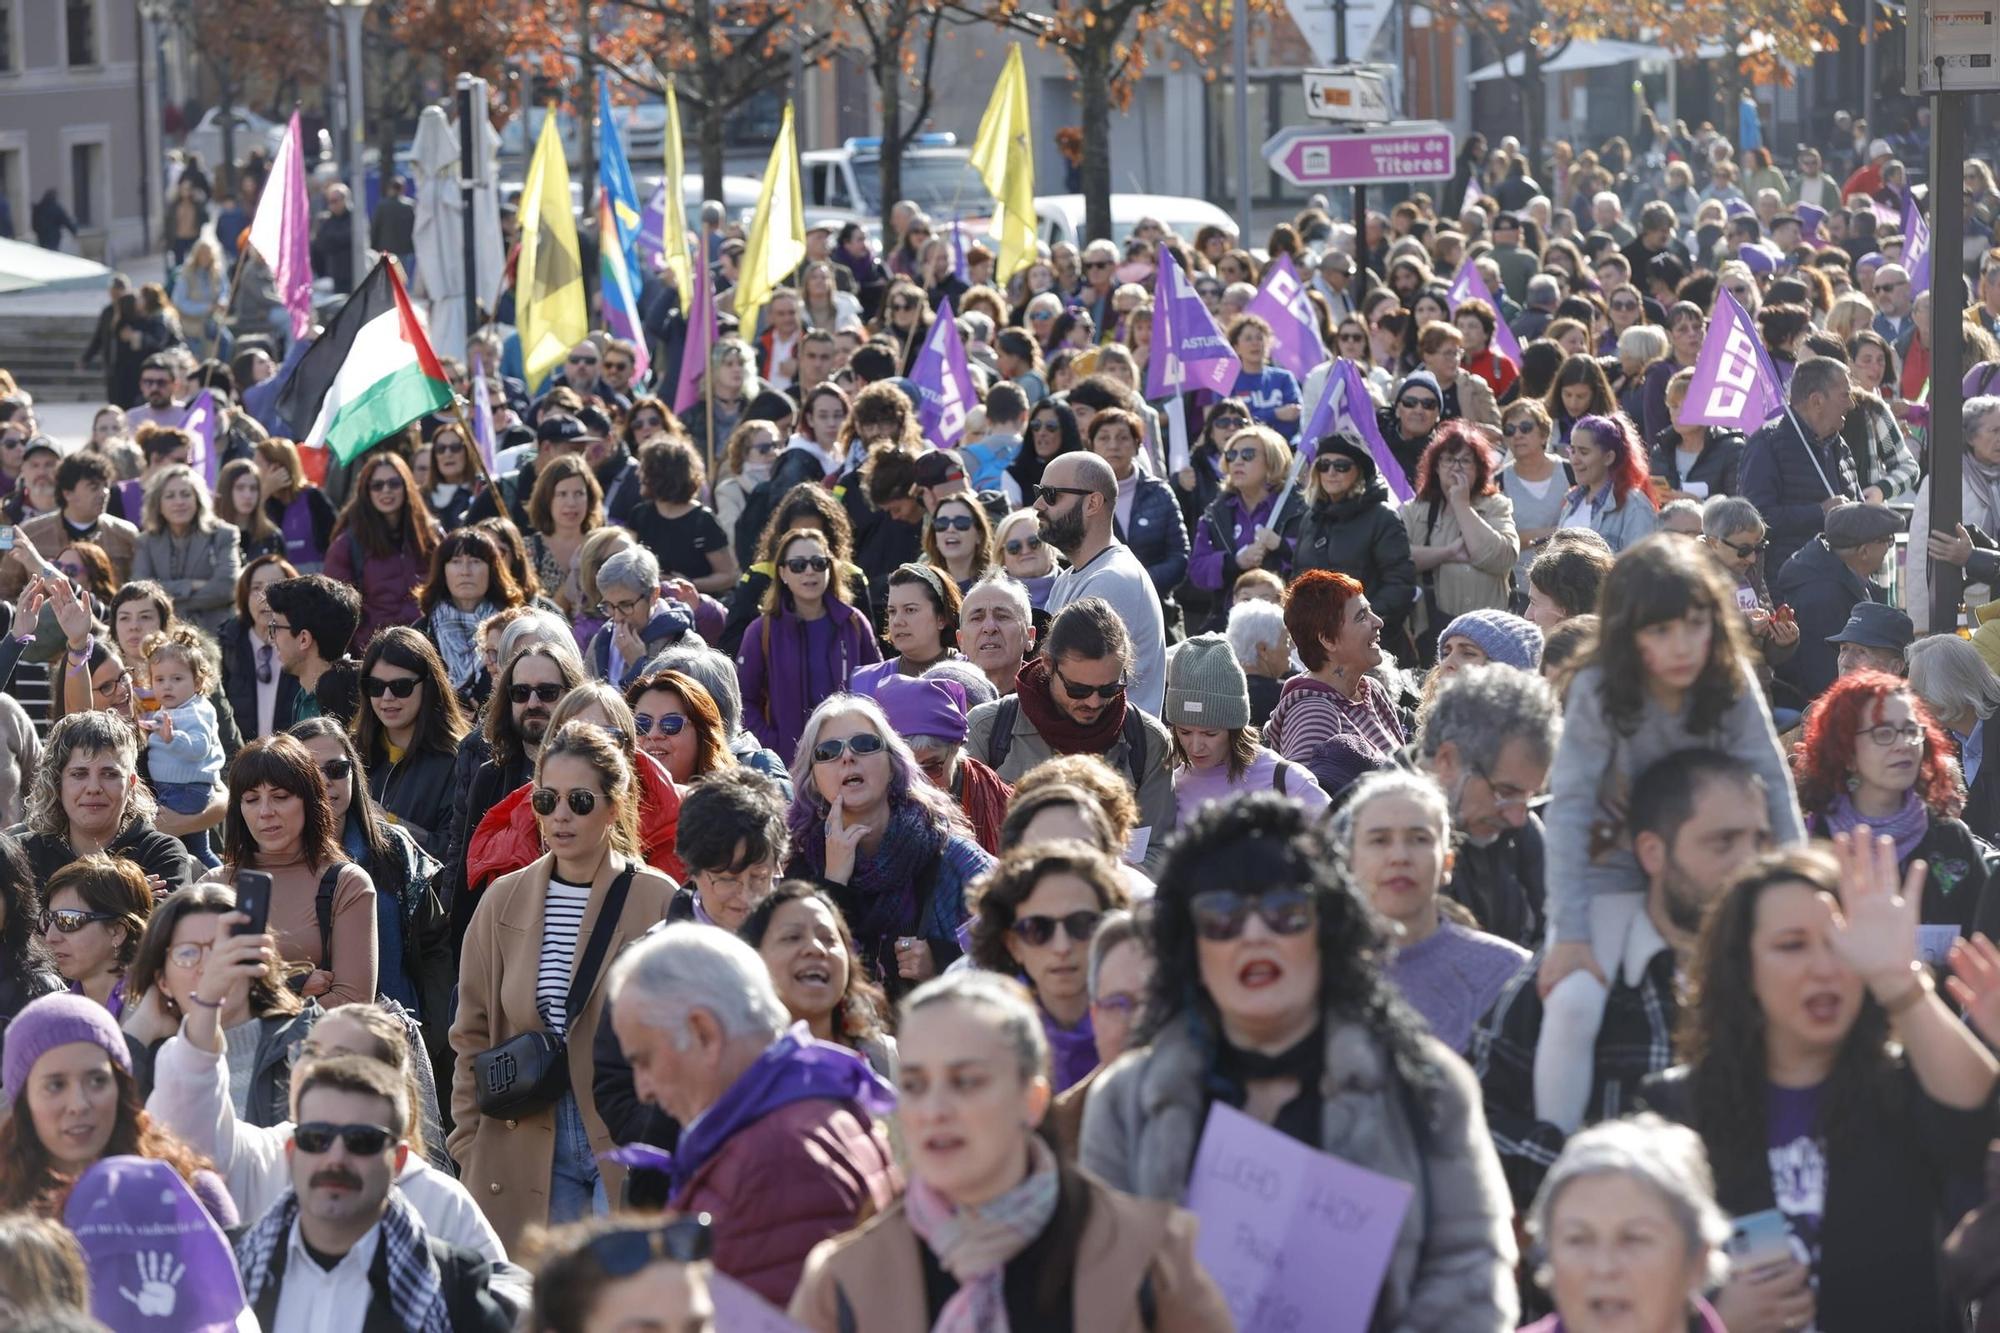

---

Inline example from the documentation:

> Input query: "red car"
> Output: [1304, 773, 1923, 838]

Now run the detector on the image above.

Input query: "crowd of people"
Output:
[9, 103, 2000, 1333]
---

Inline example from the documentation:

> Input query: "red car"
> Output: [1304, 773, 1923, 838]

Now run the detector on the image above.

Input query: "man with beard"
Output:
[1036, 451, 1166, 715]
[1471, 748, 1775, 1209]
[235, 1057, 517, 1332]
[441, 632, 585, 947]
[125, 352, 188, 432]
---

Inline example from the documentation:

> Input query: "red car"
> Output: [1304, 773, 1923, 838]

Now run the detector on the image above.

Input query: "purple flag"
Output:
[1295, 359, 1412, 501]
[178, 389, 220, 488]
[470, 347, 497, 474]
[638, 181, 672, 274]
[1146, 243, 1241, 400]
[951, 215, 969, 284]
[246, 112, 314, 342]
[1243, 254, 1327, 383]
[1679, 289, 1785, 432]
[1903, 192, 1932, 296]
[1737, 244, 1775, 276]
[909, 298, 977, 447]
[1796, 203, 1826, 242]
[1445, 262, 1523, 368]
[1724, 198, 1755, 219]
[674, 257, 716, 419]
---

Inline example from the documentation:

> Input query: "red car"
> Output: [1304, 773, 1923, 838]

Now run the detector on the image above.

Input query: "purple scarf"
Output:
[796, 797, 944, 977]
[1814, 788, 1930, 864]
[640, 1023, 897, 1198]
[1041, 1005, 1098, 1092]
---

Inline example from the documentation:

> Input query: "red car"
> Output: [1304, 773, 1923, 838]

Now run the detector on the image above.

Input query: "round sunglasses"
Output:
[532, 787, 599, 817]
[812, 733, 886, 764]
[633, 713, 689, 737]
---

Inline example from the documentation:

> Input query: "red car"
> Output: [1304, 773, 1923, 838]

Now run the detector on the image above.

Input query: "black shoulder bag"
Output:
[473, 866, 637, 1119]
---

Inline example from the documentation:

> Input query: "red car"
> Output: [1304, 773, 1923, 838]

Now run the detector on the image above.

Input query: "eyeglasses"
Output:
[892, 299, 920, 313]
[1399, 396, 1440, 412]
[1857, 722, 1925, 747]
[579, 1217, 715, 1274]
[1011, 910, 1103, 947]
[1315, 456, 1356, 474]
[266, 619, 294, 637]
[932, 513, 976, 532]
[1721, 537, 1770, 559]
[604, 361, 632, 373]
[1222, 446, 1263, 464]
[1337, 331, 1366, 343]
[293, 1122, 397, 1155]
[748, 439, 782, 456]
[1501, 421, 1543, 437]
[368, 477, 404, 494]
[1034, 484, 1093, 506]
[1052, 664, 1124, 700]
[1473, 762, 1535, 811]
[508, 682, 565, 705]
[318, 759, 354, 782]
[1029, 310, 1055, 322]
[1084, 260, 1113, 270]
[532, 787, 599, 817]
[633, 712, 689, 737]
[812, 733, 887, 764]
[432, 440, 466, 456]
[1003, 535, 1043, 556]
[1187, 888, 1316, 941]
[598, 595, 648, 619]
[1030, 419, 1062, 434]
[96, 672, 133, 701]
[167, 941, 214, 970]
[1874, 280, 1908, 294]
[57, 562, 86, 579]
[567, 354, 600, 366]
[1209, 413, 1250, 431]
[42, 908, 116, 934]
[783, 555, 832, 574]
[363, 676, 421, 699]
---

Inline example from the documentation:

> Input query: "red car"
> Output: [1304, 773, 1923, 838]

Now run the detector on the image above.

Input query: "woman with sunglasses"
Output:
[422, 421, 478, 530]
[324, 451, 439, 654]
[16, 709, 197, 891]
[993, 509, 1059, 614]
[289, 718, 452, 1041]
[793, 969, 1230, 1331]
[354, 627, 469, 856]
[881, 280, 933, 371]
[1189, 425, 1305, 633]
[1008, 397, 1084, 510]
[529, 1213, 718, 1333]
[451, 720, 679, 1249]
[720, 486, 871, 656]
[1497, 399, 1574, 597]
[1079, 795, 1516, 1325]
[625, 669, 737, 786]
[922, 493, 995, 592]
[38, 855, 151, 1017]
[787, 693, 994, 996]
[743, 880, 896, 1077]
[739, 526, 881, 766]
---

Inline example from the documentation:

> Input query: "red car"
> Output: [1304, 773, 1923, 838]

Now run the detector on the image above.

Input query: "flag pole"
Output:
[449, 393, 498, 492]
[703, 349, 716, 478]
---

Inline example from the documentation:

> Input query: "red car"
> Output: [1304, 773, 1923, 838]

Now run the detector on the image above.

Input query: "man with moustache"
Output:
[959, 572, 1036, 697]
[235, 1057, 517, 1332]
[1472, 748, 1776, 1209]
[1036, 451, 1166, 714]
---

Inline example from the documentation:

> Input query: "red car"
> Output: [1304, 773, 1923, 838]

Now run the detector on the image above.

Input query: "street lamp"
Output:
[326, 0, 372, 294]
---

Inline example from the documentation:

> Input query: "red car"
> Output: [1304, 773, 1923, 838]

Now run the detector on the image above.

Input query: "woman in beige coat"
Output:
[448, 720, 677, 1252]
[791, 972, 1232, 1332]
[1399, 421, 1518, 658]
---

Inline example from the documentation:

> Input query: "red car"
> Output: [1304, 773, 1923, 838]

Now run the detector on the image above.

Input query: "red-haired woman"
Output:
[325, 450, 440, 654]
[1796, 671, 2000, 940]
[1399, 420, 1518, 661]
[1264, 568, 1406, 798]
[1555, 412, 1659, 553]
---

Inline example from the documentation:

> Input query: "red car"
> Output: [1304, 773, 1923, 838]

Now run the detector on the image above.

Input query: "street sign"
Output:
[1302, 67, 1395, 123]
[1262, 122, 1455, 188]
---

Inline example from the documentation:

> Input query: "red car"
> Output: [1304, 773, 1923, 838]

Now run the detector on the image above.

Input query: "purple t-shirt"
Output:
[1767, 1081, 1827, 1273]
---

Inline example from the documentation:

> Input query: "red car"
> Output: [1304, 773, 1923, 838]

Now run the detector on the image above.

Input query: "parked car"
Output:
[1033, 193, 1238, 249]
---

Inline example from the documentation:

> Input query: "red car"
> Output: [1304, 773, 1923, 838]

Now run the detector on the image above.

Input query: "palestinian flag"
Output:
[276, 259, 452, 463]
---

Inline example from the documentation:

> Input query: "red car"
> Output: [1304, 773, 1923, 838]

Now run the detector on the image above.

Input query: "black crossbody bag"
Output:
[473, 866, 636, 1119]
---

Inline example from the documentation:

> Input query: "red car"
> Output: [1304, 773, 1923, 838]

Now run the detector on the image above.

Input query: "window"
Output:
[70, 142, 99, 228]
[0, 0, 14, 73]
[65, 0, 96, 67]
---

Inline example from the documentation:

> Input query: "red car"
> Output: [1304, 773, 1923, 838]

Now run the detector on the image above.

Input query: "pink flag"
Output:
[1446, 262, 1523, 368]
[673, 258, 716, 419]
[246, 112, 314, 342]
[1244, 254, 1327, 383]
[1678, 289, 1785, 432]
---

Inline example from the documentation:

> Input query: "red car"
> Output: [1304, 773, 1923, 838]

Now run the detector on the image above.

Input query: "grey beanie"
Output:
[1166, 634, 1251, 730]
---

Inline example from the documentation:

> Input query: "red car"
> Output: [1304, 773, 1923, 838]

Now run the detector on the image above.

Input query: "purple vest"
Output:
[278, 494, 323, 572]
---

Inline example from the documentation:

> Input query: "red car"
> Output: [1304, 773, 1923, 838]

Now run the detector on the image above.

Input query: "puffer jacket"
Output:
[324, 531, 427, 654]
[1112, 472, 1190, 610]
[464, 748, 685, 896]
[1294, 477, 1420, 628]
[1189, 487, 1307, 631]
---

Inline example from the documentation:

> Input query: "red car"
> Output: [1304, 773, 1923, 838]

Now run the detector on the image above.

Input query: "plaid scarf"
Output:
[904, 1135, 1062, 1333]
[429, 599, 495, 691]
[236, 1187, 450, 1333]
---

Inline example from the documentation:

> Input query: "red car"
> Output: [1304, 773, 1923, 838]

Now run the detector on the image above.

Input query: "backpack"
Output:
[987, 696, 1150, 792]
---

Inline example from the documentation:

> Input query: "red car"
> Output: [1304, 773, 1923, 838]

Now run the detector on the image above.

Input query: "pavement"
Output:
[33, 401, 105, 449]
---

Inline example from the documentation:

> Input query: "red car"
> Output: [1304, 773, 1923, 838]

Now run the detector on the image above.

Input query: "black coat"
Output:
[1958, 713, 2000, 849]
[1647, 426, 1746, 498]
[219, 615, 300, 742]
[1770, 537, 1883, 702]
[14, 821, 196, 892]
[1739, 413, 1860, 573]
[366, 745, 458, 855]
[1292, 479, 1420, 626]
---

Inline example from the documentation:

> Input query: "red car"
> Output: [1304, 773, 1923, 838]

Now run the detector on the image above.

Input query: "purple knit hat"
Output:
[1438, 609, 1544, 672]
[3, 991, 132, 1106]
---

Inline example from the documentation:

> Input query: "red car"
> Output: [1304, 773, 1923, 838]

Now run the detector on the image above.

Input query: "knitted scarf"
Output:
[904, 1135, 1062, 1333]
[236, 1188, 449, 1333]
[1041, 1005, 1098, 1093]
[428, 599, 493, 691]
[1970, 450, 2000, 537]
[1014, 656, 1127, 755]
[799, 797, 946, 975]
[1814, 788, 1930, 865]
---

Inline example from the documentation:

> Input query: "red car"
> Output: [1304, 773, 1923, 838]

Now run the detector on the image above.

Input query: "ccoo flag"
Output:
[517, 112, 588, 390]
[969, 45, 1036, 282]
[1678, 289, 1785, 433]
[1244, 254, 1328, 383]
[1903, 191, 1932, 297]
[1446, 261, 1523, 368]
[910, 298, 977, 447]
[1146, 244, 1241, 400]
[246, 111, 314, 341]
[275, 259, 452, 464]
[735, 102, 806, 332]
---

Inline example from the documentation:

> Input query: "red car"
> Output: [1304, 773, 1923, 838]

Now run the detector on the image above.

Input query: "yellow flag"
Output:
[661, 77, 693, 300]
[517, 113, 588, 389]
[734, 101, 805, 331]
[969, 45, 1036, 282]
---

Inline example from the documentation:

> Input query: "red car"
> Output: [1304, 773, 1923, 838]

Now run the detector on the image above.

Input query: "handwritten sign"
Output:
[708, 1271, 813, 1333]
[1185, 1102, 1413, 1333]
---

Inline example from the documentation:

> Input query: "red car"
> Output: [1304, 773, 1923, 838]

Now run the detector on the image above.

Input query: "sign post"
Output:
[1262, 121, 1455, 189]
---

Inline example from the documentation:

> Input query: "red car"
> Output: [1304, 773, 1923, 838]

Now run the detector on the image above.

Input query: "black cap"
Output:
[537, 415, 586, 447]
[913, 449, 965, 488]
[575, 405, 613, 438]
[744, 388, 797, 424]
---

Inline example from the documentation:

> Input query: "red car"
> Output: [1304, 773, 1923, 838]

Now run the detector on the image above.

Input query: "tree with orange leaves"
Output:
[839, 0, 952, 239]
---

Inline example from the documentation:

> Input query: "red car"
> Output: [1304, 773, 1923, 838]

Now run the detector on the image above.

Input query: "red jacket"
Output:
[671, 1097, 901, 1307]
[464, 749, 685, 897]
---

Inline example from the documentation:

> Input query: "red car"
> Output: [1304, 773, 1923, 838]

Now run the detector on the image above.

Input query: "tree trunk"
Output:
[694, 0, 726, 199]
[878, 50, 904, 239]
[1079, 40, 1114, 246]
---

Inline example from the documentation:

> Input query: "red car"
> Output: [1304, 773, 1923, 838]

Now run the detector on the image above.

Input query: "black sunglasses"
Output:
[579, 1216, 715, 1274]
[1003, 535, 1043, 556]
[1399, 396, 1440, 412]
[363, 676, 421, 699]
[633, 712, 688, 737]
[1187, 887, 1316, 941]
[1315, 456, 1356, 474]
[812, 733, 887, 764]
[1053, 665, 1124, 701]
[1030, 419, 1063, 433]
[532, 787, 598, 817]
[509, 682, 564, 704]
[1011, 910, 1103, 947]
[294, 1121, 396, 1155]
[1034, 484, 1093, 506]
[932, 514, 976, 532]
[319, 759, 354, 782]
[433, 440, 466, 455]
[42, 908, 116, 934]
[784, 555, 832, 574]
[1722, 537, 1770, 558]
[1222, 446, 1263, 464]
[1502, 421, 1543, 437]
